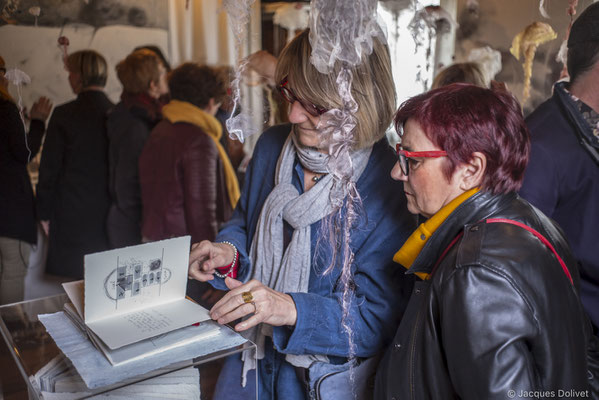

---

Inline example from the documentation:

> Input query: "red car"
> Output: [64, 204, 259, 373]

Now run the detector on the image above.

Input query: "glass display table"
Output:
[0, 294, 256, 399]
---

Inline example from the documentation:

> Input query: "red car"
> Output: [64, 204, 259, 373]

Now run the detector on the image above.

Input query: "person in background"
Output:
[188, 29, 416, 399]
[140, 63, 240, 307]
[0, 55, 52, 303]
[106, 49, 169, 248]
[139, 63, 239, 245]
[245, 50, 289, 127]
[134, 44, 171, 106]
[375, 83, 594, 399]
[36, 50, 112, 280]
[519, 2, 599, 331]
[134, 44, 171, 72]
[431, 62, 487, 89]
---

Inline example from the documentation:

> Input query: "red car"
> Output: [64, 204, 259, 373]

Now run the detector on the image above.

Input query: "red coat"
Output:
[139, 119, 233, 244]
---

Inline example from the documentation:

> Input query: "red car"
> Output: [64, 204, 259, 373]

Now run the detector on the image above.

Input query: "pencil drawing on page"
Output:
[103, 249, 173, 304]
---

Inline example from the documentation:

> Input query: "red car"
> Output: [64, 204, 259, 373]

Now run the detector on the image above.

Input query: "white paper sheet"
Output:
[38, 311, 249, 389]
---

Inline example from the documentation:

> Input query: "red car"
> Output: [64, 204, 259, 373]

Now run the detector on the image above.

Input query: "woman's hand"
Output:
[29, 96, 53, 122]
[211, 277, 297, 332]
[188, 240, 235, 282]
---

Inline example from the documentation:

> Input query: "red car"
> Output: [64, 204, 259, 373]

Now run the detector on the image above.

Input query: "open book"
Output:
[61, 236, 220, 366]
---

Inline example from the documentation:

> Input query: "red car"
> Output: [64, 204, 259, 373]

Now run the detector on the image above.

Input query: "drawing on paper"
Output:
[103, 255, 172, 302]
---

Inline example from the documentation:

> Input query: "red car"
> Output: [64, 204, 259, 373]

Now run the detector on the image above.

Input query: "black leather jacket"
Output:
[375, 191, 594, 400]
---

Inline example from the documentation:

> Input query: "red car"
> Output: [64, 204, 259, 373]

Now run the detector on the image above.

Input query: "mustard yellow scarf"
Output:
[394, 188, 479, 280]
[162, 100, 240, 209]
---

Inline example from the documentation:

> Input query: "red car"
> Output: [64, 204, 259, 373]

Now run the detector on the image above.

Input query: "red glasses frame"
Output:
[395, 143, 448, 175]
[277, 76, 328, 117]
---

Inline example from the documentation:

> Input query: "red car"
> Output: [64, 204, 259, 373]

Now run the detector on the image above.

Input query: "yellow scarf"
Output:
[394, 188, 480, 280]
[162, 100, 240, 209]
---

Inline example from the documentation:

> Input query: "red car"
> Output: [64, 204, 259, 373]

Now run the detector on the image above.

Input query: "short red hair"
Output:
[394, 83, 530, 194]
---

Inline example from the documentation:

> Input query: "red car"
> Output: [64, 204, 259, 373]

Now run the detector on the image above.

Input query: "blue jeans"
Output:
[212, 337, 307, 400]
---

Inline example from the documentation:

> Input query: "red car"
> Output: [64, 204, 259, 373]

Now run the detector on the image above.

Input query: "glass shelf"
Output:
[0, 294, 256, 399]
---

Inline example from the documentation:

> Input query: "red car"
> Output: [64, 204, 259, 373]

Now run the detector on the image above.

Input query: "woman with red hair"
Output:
[375, 83, 596, 398]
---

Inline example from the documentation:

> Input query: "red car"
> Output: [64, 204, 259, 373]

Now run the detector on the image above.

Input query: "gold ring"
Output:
[242, 291, 253, 303]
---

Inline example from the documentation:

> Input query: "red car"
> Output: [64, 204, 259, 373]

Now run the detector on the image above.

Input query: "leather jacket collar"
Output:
[408, 191, 518, 276]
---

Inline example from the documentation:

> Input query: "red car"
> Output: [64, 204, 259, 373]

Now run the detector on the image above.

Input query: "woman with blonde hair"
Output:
[139, 63, 238, 245]
[37, 49, 112, 279]
[106, 49, 169, 248]
[188, 29, 415, 399]
[431, 62, 488, 89]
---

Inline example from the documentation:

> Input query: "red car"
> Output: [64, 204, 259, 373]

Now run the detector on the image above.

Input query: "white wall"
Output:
[0, 23, 168, 109]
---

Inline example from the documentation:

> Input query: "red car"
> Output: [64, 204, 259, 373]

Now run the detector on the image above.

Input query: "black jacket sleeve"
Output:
[36, 110, 65, 221]
[4, 102, 45, 164]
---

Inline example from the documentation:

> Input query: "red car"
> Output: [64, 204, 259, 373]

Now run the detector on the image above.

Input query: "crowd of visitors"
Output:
[1, 45, 243, 299]
[1, 2, 598, 399]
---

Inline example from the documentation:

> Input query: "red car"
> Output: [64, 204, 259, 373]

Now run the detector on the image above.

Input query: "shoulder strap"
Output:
[485, 218, 573, 285]
[430, 218, 573, 286]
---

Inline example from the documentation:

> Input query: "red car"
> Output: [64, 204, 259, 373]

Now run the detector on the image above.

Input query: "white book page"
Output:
[88, 321, 220, 365]
[83, 236, 213, 349]
[84, 236, 191, 324]
[86, 298, 211, 349]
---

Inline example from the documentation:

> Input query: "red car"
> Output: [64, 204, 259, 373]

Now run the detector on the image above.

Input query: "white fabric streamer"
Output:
[273, 3, 310, 41]
[307, 1, 382, 390]
[309, 0, 383, 74]
[222, 0, 258, 142]
[540, 0, 550, 18]
[468, 46, 502, 86]
[5, 68, 32, 161]
[556, 39, 568, 66]
[225, 59, 259, 142]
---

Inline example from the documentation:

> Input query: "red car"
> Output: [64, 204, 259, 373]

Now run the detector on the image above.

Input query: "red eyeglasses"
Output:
[396, 143, 448, 175]
[277, 76, 328, 117]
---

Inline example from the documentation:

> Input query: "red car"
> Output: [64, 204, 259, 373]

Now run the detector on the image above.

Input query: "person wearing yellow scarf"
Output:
[393, 188, 479, 280]
[139, 63, 241, 248]
[376, 81, 592, 400]
[161, 99, 240, 209]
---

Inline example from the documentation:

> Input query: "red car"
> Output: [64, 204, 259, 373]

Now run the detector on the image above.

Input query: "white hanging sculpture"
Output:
[467, 46, 502, 86]
[273, 3, 310, 42]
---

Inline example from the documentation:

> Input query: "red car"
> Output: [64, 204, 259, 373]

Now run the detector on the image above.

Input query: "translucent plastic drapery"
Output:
[222, 0, 258, 142]
[309, 0, 382, 373]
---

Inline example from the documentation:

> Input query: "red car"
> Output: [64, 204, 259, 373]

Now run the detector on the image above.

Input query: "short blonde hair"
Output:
[431, 62, 487, 90]
[116, 49, 163, 94]
[67, 50, 108, 88]
[275, 29, 396, 149]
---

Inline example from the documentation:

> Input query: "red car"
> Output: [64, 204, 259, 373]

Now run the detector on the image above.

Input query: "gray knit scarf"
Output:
[240, 127, 372, 385]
